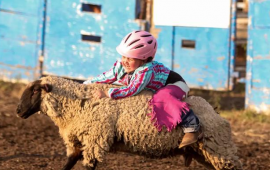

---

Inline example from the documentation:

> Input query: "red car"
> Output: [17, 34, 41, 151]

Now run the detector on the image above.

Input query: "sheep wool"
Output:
[39, 76, 242, 170]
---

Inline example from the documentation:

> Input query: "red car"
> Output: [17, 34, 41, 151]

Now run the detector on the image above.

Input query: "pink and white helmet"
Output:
[116, 30, 157, 60]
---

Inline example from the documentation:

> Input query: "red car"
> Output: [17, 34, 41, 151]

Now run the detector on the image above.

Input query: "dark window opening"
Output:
[82, 3, 101, 13]
[135, 0, 146, 19]
[181, 40, 196, 49]
[81, 34, 101, 43]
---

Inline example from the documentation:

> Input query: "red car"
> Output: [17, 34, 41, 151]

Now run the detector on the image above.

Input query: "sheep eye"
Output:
[33, 89, 39, 94]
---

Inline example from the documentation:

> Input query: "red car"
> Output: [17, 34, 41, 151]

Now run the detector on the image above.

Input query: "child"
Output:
[83, 30, 202, 149]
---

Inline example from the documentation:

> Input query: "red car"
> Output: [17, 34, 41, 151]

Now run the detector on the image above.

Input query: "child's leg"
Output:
[179, 109, 203, 148]
[181, 109, 200, 133]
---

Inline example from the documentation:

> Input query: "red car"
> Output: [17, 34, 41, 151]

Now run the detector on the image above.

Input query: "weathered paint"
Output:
[246, 0, 270, 114]
[1, 0, 237, 91]
[42, 0, 141, 79]
[173, 27, 231, 90]
[0, 0, 44, 82]
[154, 0, 236, 90]
[153, 26, 173, 69]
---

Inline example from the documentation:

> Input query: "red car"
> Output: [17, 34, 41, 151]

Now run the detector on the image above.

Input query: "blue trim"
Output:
[40, 0, 47, 77]
[171, 26, 175, 70]
[228, 0, 237, 90]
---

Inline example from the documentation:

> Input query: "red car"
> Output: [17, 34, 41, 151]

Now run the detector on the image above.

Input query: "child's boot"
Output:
[179, 128, 203, 149]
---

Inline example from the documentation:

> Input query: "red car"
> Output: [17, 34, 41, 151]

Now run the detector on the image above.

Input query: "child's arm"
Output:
[83, 61, 121, 84]
[108, 69, 153, 99]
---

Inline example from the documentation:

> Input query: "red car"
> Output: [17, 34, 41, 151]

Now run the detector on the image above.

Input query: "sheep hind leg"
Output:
[84, 159, 98, 170]
[184, 146, 215, 170]
[61, 147, 82, 170]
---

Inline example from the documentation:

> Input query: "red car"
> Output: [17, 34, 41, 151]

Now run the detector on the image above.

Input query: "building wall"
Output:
[153, 0, 236, 90]
[42, 0, 142, 79]
[0, 0, 237, 92]
[246, 0, 270, 114]
[0, 0, 44, 82]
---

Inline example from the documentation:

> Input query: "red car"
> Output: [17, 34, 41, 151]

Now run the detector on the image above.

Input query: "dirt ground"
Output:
[0, 82, 270, 170]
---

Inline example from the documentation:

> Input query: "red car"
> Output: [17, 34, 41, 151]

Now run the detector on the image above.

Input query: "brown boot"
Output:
[179, 129, 203, 149]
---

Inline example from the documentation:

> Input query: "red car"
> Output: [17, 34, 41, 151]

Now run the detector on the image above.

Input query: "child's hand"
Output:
[93, 90, 109, 99]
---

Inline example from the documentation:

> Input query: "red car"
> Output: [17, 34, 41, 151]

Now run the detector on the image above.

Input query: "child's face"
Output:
[121, 56, 144, 73]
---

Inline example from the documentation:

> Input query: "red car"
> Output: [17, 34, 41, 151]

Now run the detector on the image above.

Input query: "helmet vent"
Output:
[135, 30, 141, 33]
[147, 40, 153, 44]
[141, 34, 151, 37]
[154, 42, 156, 49]
[125, 33, 132, 43]
[135, 45, 144, 49]
[128, 39, 140, 46]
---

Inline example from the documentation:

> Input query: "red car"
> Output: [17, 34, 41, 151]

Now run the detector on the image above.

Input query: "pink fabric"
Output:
[148, 85, 190, 132]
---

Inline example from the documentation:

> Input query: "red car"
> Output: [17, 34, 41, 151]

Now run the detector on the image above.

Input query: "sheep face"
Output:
[16, 80, 52, 119]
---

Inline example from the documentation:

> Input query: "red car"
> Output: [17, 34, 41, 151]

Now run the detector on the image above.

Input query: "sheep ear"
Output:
[41, 84, 52, 92]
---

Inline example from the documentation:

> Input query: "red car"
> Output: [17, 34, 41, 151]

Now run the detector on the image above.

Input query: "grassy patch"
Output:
[0, 80, 16, 92]
[220, 109, 270, 124]
[0, 80, 26, 98]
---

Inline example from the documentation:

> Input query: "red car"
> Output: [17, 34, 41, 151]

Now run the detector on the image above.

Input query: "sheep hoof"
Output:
[85, 159, 98, 170]
[184, 153, 193, 167]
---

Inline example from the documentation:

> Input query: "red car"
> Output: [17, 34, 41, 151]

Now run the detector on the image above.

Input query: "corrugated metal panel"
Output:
[0, 0, 44, 82]
[246, 0, 270, 114]
[43, 0, 141, 79]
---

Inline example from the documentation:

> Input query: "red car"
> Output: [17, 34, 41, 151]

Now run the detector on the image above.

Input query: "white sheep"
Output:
[16, 76, 242, 170]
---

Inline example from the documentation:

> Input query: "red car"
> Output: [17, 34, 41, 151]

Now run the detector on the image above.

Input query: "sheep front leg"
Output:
[62, 147, 82, 170]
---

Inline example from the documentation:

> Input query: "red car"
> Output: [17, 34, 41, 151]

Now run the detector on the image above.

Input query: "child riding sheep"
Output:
[83, 30, 203, 149]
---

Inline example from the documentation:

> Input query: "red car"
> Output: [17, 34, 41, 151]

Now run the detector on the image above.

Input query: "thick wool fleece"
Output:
[185, 96, 243, 170]
[39, 76, 242, 170]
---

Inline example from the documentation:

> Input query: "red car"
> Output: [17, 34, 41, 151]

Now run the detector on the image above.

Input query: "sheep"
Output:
[16, 76, 243, 170]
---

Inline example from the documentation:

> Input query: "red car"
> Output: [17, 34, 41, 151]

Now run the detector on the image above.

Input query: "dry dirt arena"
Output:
[0, 82, 269, 170]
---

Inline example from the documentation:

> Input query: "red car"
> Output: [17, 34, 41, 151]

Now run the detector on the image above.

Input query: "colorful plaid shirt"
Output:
[83, 60, 170, 99]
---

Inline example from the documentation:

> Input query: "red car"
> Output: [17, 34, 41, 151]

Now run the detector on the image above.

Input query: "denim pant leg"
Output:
[180, 109, 200, 133]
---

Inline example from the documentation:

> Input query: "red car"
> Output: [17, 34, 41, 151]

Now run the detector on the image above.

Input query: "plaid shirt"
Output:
[83, 60, 170, 99]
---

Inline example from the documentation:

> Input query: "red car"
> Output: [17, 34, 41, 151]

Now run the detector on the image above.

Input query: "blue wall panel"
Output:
[154, 0, 236, 91]
[43, 0, 141, 79]
[246, 0, 270, 113]
[154, 26, 173, 69]
[0, 39, 38, 67]
[0, 0, 42, 15]
[173, 27, 231, 90]
[251, 0, 270, 27]
[0, 0, 44, 82]
[0, 12, 39, 41]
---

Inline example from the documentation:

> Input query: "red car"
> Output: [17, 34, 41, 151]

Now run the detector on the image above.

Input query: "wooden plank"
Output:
[237, 0, 249, 13]
[236, 18, 248, 39]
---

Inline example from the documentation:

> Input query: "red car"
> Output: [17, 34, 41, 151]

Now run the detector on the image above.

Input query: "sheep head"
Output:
[16, 80, 52, 119]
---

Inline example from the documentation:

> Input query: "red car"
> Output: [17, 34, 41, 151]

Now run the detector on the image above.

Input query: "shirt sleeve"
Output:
[83, 61, 121, 84]
[108, 69, 153, 99]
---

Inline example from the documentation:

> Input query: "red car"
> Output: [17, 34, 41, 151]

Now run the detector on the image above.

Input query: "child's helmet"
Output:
[116, 30, 157, 60]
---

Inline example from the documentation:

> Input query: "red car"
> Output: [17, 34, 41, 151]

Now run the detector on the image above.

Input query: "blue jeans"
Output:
[180, 109, 200, 133]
